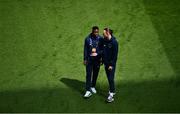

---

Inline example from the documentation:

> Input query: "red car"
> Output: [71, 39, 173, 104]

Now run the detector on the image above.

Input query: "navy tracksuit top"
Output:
[84, 34, 103, 61]
[103, 36, 118, 66]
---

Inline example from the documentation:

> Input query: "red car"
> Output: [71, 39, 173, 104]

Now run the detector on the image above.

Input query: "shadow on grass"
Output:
[60, 78, 107, 98]
[60, 78, 84, 95]
[0, 78, 180, 112]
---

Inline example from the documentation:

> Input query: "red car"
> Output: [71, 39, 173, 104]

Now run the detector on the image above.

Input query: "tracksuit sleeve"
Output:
[98, 38, 104, 56]
[110, 40, 118, 66]
[84, 38, 88, 61]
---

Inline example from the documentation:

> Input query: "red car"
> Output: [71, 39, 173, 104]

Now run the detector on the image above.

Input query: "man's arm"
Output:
[98, 37, 104, 56]
[110, 40, 118, 66]
[98, 37, 104, 65]
[83, 38, 88, 65]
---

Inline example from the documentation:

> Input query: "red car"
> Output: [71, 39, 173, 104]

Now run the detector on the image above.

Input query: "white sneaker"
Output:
[107, 92, 114, 103]
[84, 91, 92, 98]
[109, 91, 116, 95]
[90, 87, 97, 94]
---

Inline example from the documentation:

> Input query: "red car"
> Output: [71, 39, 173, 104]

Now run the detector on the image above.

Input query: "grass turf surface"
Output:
[0, 0, 180, 112]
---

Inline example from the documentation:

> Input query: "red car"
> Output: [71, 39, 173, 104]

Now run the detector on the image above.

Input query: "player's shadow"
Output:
[60, 78, 107, 98]
[60, 78, 85, 95]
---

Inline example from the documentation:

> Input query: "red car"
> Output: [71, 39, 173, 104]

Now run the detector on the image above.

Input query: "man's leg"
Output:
[86, 63, 93, 91]
[105, 65, 116, 102]
[105, 65, 116, 93]
[91, 61, 100, 87]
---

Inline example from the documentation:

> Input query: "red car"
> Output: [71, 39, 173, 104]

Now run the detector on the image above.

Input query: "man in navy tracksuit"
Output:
[83, 26, 103, 98]
[103, 28, 118, 102]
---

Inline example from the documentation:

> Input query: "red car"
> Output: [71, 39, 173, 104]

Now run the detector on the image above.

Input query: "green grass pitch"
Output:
[0, 0, 180, 112]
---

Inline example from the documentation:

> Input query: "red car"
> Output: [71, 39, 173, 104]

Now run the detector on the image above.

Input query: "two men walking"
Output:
[83, 26, 118, 103]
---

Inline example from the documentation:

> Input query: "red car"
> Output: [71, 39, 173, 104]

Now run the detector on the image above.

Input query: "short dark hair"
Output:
[92, 26, 99, 32]
[104, 28, 113, 35]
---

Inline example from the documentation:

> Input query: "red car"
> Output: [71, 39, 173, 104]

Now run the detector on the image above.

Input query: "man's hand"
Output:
[90, 53, 98, 56]
[108, 66, 113, 71]
[83, 60, 88, 65]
